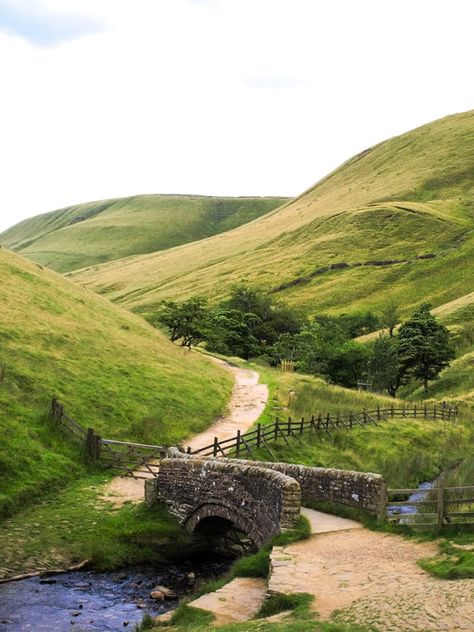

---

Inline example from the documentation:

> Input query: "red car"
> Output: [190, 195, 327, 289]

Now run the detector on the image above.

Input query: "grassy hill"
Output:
[0, 195, 288, 272]
[70, 111, 474, 322]
[0, 247, 232, 517]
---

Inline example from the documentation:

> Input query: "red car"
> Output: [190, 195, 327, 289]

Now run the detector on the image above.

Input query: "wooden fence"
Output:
[387, 477, 474, 528]
[50, 398, 459, 479]
[49, 398, 471, 529]
[189, 404, 459, 459]
[50, 397, 166, 479]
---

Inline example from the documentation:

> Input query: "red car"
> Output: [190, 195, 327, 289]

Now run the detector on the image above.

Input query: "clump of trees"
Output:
[368, 303, 454, 395]
[152, 287, 454, 395]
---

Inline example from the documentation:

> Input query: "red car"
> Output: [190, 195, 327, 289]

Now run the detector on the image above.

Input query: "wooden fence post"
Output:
[391, 404, 394, 418]
[300, 417, 304, 434]
[94, 434, 102, 460]
[414, 404, 417, 418]
[349, 412, 353, 429]
[187, 446, 192, 454]
[434, 405, 437, 420]
[377, 405, 381, 421]
[256, 424, 261, 449]
[86, 428, 95, 459]
[424, 404, 428, 418]
[363, 409, 367, 425]
[236, 429, 241, 457]
[275, 419, 280, 441]
[378, 480, 388, 522]
[437, 475, 445, 529]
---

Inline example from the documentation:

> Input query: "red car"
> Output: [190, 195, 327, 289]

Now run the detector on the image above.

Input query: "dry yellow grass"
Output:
[70, 110, 474, 321]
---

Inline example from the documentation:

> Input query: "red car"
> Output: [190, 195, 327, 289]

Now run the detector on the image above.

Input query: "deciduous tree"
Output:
[397, 304, 454, 393]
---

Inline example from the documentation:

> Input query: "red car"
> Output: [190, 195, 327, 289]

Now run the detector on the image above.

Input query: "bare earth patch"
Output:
[269, 524, 474, 631]
[100, 359, 268, 506]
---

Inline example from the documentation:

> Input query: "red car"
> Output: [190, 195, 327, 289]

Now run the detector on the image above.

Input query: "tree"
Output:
[335, 311, 380, 338]
[270, 319, 348, 376]
[397, 304, 454, 393]
[381, 299, 399, 338]
[204, 309, 259, 359]
[154, 297, 208, 348]
[327, 341, 372, 388]
[220, 285, 302, 354]
[368, 334, 402, 397]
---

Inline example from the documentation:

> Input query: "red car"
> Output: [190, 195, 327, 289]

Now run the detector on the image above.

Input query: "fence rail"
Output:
[49, 398, 459, 482]
[50, 397, 166, 479]
[49, 398, 471, 530]
[387, 477, 474, 528]
[189, 404, 459, 459]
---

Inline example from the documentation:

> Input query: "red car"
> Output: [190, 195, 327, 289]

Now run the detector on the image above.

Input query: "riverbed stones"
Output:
[150, 585, 176, 599]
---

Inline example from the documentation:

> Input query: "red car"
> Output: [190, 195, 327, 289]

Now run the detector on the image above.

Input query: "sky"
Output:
[0, 0, 473, 232]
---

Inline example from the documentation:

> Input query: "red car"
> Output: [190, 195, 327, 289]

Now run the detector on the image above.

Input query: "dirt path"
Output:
[184, 358, 268, 453]
[101, 359, 268, 506]
[269, 511, 474, 631]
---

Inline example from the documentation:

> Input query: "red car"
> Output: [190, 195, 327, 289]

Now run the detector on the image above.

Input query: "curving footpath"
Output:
[269, 511, 474, 631]
[101, 359, 268, 506]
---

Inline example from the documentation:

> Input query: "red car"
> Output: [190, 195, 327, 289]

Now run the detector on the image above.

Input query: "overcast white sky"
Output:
[0, 0, 473, 232]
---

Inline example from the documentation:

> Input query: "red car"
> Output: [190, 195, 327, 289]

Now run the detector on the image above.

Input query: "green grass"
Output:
[0, 248, 233, 518]
[0, 195, 288, 273]
[401, 349, 474, 405]
[149, 595, 370, 631]
[70, 110, 474, 324]
[419, 537, 474, 579]
[0, 476, 195, 577]
[246, 370, 473, 490]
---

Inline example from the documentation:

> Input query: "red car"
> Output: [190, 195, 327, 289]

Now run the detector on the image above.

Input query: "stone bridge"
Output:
[146, 449, 387, 548]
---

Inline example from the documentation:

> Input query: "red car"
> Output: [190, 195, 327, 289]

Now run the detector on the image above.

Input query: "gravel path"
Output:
[269, 518, 474, 631]
[101, 359, 268, 506]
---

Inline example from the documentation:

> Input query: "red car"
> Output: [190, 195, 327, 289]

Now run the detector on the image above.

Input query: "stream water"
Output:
[0, 557, 230, 631]
[387, 480, 433, 519]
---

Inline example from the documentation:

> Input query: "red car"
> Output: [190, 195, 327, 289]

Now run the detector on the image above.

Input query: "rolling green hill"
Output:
[0, 247, 232, 517]
[0, 195, 288, 272]
[70, 110, 474, 322]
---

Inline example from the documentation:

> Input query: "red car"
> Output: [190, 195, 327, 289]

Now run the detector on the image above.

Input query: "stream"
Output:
[0, 557, 230, 631]
[387, 480, 434, 520]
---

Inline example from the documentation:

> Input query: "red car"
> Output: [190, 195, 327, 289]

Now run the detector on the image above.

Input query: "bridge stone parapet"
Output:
[163, 448, 387, 519]
[147, 455, 301, 548]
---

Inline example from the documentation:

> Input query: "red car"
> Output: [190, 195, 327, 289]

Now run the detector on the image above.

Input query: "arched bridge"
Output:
[147, 455, 301, 548]
[145, 449, 387, 549]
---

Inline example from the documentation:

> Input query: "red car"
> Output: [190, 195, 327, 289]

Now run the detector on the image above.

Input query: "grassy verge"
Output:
[0, 248, 233, 519]
[419, 537, 474, 579]
[241, 370, 471, 490]
[0, 475, 195, 578]
[145, 594, 370, 631]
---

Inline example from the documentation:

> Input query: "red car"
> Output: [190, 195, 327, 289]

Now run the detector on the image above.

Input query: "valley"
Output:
[0, 110, 473, 632]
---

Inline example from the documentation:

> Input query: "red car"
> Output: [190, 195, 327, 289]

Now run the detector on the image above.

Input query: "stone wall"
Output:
[148, 456, 301, 548]
[166, 448, 386, 518]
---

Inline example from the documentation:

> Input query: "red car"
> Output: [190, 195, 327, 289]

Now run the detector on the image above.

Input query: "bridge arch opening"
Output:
[184, 503, 259, 554]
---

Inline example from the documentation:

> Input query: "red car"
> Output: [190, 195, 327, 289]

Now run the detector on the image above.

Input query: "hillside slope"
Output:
[0, 195, 288, 272]
[0, 248, 232, 516]
[71, 110, 474, 320]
